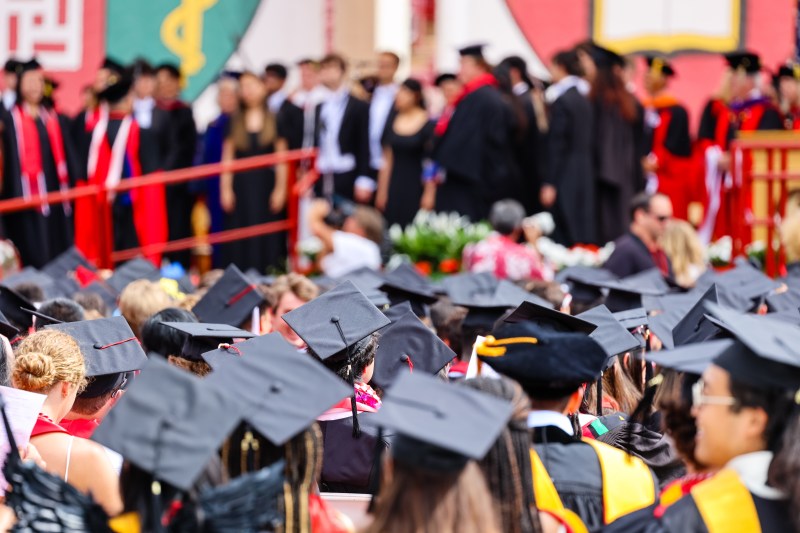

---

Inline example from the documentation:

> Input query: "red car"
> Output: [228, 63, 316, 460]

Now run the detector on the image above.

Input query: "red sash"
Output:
[60, 418, 100, 439]
[31, 414, 68, 437]
[435, 72, 498, 136]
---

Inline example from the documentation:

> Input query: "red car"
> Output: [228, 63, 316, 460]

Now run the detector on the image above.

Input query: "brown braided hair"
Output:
[280, 423, 323, 533]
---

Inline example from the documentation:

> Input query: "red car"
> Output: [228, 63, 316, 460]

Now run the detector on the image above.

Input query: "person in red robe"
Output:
[642, 56, 696, 222]
[773, 62, 800, 130]
[74, 67, 167, 266]
[696, 51, 782, 242]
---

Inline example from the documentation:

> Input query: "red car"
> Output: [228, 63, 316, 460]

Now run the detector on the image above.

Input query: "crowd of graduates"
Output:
[1, 42, 799, 276]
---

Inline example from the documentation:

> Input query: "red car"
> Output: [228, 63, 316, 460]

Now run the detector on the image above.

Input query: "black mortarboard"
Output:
[2, 268, 54, 300]
[588, 44, 625, 69]
[92, 357, 242, 491]
[578, 269, 668, 312]
[696, 263, 780, 305]
[0, 310, 20, 340]
[97, 70, 133, 105]
[3, 59, 22, 74]
[0, 285, 34, 330]
[102, 57, 125, 75]
[204, 333, 351, 445]
[451, 275, 551, 331]
[46, 316, 147, 377]
[647, 310, 681, 350]
[24, 308, 63, 328]
[371, 310, 456, 390]
[704, 303, 800, 390]
[107, 258, 161, 294]
[458, 44, 486, 59]
[160, 322, 256, 362]
[612, 308, 648, 330]
[282, 280, 390, 361]
[19, 59, 41, 74]
[434, 73, 457, 86]
[557, 267, 617, 304]
[192, 265, 266, 328]
[646, 56, 676, 77]
[366, 372, 513, 471]
[477, 320, 607, 391]
[380, 264, 438, 317]
[264, 63, 288, 80]
[332, 268, 390, 308]
[725, 51, 762, 74]
[646, 340, 730, 376]
[765, 309, 800, 326]
[504, 300, 596, 334]
[578, 305, 641, 360]
[765, 286, 800, 313]
[642, 292, 698, 315]
[42, 247, 96, 279]
[442, 272, 498, 303]
[776, 63, 800, 81]
[671, 284, 723, 347]
[383, 301, 413, 323]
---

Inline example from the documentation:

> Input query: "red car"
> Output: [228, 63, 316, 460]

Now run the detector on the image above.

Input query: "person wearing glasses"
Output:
[603, 192, 674, 278]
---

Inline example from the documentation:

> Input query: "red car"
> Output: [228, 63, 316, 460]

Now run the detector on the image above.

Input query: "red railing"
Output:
[0, 148, 319, 270]
[730, 134, 800, 277]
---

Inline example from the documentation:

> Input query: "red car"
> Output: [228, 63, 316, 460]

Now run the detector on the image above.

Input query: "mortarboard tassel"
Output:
[367, 426, 384, 514]
[331, 316, 362, 438]
[596, 371, 604, 416]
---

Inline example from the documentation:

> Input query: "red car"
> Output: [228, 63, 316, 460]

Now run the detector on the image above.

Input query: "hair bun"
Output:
[13, 352, 56, 391]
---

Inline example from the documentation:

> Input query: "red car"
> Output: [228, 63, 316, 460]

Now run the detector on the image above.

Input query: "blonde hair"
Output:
[662, 220, 707, 288]
[782, 212, 800, 263]
[118, 280, 174, 339]
[267, 274, 318, 310]
[13, 330, 86, 393]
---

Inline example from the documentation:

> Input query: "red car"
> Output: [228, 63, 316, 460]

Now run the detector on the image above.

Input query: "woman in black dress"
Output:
[375, 79, 435, 228]
[220, 71, 288, 272]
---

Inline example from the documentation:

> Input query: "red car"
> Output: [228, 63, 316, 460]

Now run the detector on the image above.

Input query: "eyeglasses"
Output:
[111, 375, 129, 399]
[654, 214, 672, 223]
[692, 379, 737, 409]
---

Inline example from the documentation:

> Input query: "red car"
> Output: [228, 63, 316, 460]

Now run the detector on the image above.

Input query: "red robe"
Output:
[74, 112, 167, 266]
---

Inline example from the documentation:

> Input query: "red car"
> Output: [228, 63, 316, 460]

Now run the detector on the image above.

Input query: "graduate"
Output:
[1, 59, 76, 268]
[697, 51, 782, 242]
[773, 62, 800, 130]
[433, 44, 518, 221]
[73, 68, 167, 266]
[642, 57, 697, 222]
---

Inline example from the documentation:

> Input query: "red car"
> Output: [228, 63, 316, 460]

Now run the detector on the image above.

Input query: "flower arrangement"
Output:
[536, 237, 615, 270]
[390, 211, 491, 276]
[707, 236, 733, 267]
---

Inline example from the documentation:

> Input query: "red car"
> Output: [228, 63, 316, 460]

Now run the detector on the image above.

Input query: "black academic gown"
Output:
[515, 88, 548, 215]
[603, 233, 664, 278]
[546, 86, 596, 245]
[434, 85, 518, 221]
[317, 413, 389, 493]
[0, 110, 76, 268]
[594, 100, 646, 244]
[153, 101, 197, 267]
[277, 99, 304, 151]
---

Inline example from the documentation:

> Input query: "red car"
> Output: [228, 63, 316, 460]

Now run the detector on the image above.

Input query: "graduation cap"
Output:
[704, 302, 800, 390]
[97, 70, 133, 105]
[383, 301, 414, 323]
[557, 267, 616, 305]
[101, 57, 125, 75]
[204, 333, 352, 446]
[23, 308, 63, 328]
[477, 320, 607, 396]
[107, 258, 161, 294]
[451, 275, 551, 331]
[765, 286, 800, 313]
[380, 264, 438, 317]
[18, 59, 42, 74]
[646, 56, 675, 77]
[160, 322, 256, 362]
[725, 50, 762, 74]
[0, 310, 20, 340]
[92, 357, 242, 491]
[434, 73, 457, 86]
[504, 300, 596, 334]
[371, 310, 456, 390]
[365, 372, 513, 471]
[696, 263, 781, 306]
[0, 286, 34, 331]
[2, 268, 54, 300]
[776, 62, 800, 81]
[3, 59, 22, 75]
[612, 307, 648, 330]
[282, 280, 390, 362]
[578, 305, 641, 359]
[646, 339, 730, 376]
[458, 44, 486, 59]
[46, 316, 148, 397]
[192, 265, 266, 328]
[332, 268, 390, 309]
[671, 284, 723, 347]
[588, 43, 625, 69]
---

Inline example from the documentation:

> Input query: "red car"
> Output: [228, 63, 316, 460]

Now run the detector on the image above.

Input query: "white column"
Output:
[375, 0, 412, 79]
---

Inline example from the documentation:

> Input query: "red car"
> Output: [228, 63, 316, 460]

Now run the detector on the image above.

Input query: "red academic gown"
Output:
[696, 97, 782, 240]
[644, 95, 695, 220]
[74, 111, 167, 265]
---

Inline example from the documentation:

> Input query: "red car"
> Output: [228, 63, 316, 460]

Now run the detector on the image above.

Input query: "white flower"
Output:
[297, 236, 323, 256]
[389, 224, 403, 242]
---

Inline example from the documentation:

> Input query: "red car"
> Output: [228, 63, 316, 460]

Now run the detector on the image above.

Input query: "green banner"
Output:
[106, 0, 261, 101]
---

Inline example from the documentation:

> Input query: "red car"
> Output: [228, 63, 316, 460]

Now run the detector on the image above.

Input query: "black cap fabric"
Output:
[766, 287, 800, 313]
[504, 301, 597, 334]
[477, 320, 607, 388]
[97, 71, 133, 105]
[371, 310, 455, 390]
[366, 372, 513, 471]
[192, 265, 266, 328]
[3, 59, 22, 74]
[557, 267, 616, 304]
[107, 258, 161, 294]
[579, 269, 668, 312]
[46, 316, 147, 377]
[588, 43, 625, 68]
[612, 308, 649, 330]
[647, 310, 681, 350]
[696, 263, 781, 304]
[204, 333, 351, 445]
[647, 339, 734, 376]
[671, 284, 723, 347]
[642, 292, 698, 315]
[704, 303, 800, 390]
[0, 286, 34, 330]
[434, 73, 457, 86]
[102, 57, 125, 74]
[458, 44, 486, 59]
[24, 308, 63, 328]
[92, 357, 242, 491]
[380, 264, 438, 317]
[725, 51, 762, 74]
[282, 280, 390, 361]
[383, 301, 414, 323]
[160, 322, 256, 361]
[578, 305, 641, 359]
[41, 247, 95, 279]
[0, 310, 20, 340]
[19, 59, 42, 74]
[776, 63, 800, 80]
[448, 274, 551, 330]
[646, 56, 675, 77]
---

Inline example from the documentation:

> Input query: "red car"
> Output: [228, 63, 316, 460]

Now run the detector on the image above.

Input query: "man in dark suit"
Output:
[314, 53, 372, 204]
[153, 63, 197, 268]
[264, 63, 304, 150]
